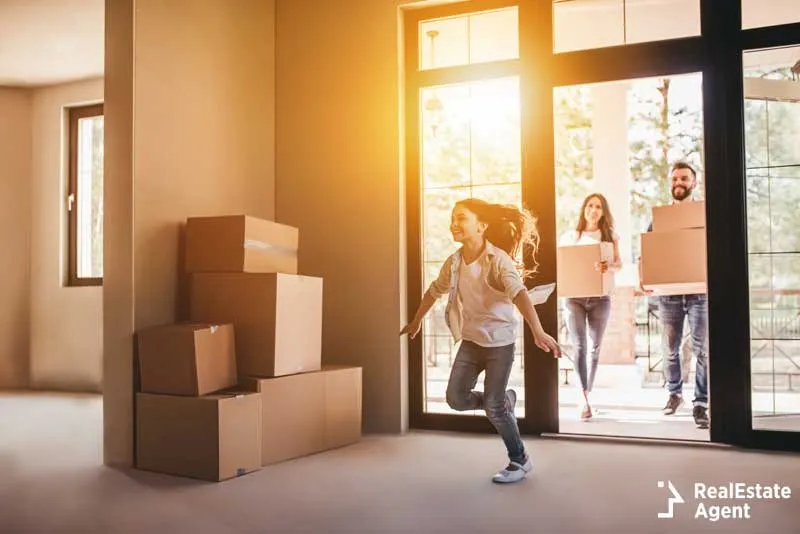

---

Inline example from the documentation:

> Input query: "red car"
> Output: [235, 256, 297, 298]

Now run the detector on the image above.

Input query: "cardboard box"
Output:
[641, 227, 707, 295]
[556, 242, 615, 298]
[135, 391, 262, 482]
[190, 273, 322, 378]
[652, 201, 705, 232]
[241, 366, 362, 466]
[185, 215, 299, 274]
[136, 323, 237, 396]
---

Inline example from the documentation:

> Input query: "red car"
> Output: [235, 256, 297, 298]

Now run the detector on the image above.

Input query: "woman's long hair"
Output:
[575, 193, 615, 243]
[455, 198, 540, 278]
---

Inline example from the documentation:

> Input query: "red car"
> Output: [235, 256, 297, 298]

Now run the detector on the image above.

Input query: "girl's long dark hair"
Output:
[455, 198, 540, 277]
[575, 193, 615, 243]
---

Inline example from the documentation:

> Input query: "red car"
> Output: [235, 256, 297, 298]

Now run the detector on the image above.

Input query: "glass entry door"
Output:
[743, 44, 800, 433]
[405, 2, 541, 431]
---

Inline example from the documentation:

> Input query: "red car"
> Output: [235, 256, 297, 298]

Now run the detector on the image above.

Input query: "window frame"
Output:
[403, 0, 800, 451]
[67, 103, 104, 288]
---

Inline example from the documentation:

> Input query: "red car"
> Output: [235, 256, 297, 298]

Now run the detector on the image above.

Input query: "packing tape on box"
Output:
[209, 325, 219, 334]
[243, 239, 295, 254]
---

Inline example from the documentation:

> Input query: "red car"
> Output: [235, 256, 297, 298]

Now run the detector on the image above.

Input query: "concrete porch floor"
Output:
[1, 391, 799, 533]
[423, 361, 800, 438]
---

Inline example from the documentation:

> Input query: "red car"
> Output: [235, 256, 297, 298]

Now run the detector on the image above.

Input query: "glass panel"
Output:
[422, 187, 469, 263]
[419, 7, 519, 71]
[743, 0, 800, 29]
[77, 115, 104, 279]
[624, 0, 701, 44]
[468, 8, 519, 65]
[418, 77, 523, 417]
[744, 99, 768, 169]
[746, 174, 770, 254]
[470, 183, 522, 208]
[749, 255, 773, 339]
[552, 0, 700, 53]
[553, 0, 624, 53]
[470, 78, 521, 186]
[421, 85, 471, 189]
[768, 101, 800, 168]
[419, 17, 468, 71]
[746, 45, 800, 432]
[770, 177, 800, 253]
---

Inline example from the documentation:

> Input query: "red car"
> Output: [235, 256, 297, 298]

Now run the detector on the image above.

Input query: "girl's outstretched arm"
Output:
[400, 255, 453, 339]
[512, 290, 561, 357]
[400, 291, 437, 339]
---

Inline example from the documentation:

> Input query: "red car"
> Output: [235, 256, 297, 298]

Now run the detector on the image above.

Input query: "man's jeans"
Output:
[564, 296, 612, 393]
[658, 294, 709, 407]
[446, 341, 525, 463]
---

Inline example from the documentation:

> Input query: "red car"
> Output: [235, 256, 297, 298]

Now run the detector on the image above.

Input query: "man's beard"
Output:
[672, 185, 692, 201]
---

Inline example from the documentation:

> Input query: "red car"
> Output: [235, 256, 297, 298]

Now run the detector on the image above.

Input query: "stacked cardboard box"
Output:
[135, 322, 262, 481]
[640, 201, 707, 295]
[134, 215, 363, 482]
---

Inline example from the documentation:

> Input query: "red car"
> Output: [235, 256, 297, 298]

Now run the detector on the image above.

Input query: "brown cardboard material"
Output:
[240, 373, 325, 465]
[136, 323, 237, 396]
[185, 215, 299, 274]
[652, 201, 706, 232]
[135, 391, 262, 482]
[241, 366, 362, 466]
[641, 227, 707, 295]
[190, 273, 323, 378]
[323, 366, 363, 449]
[556, 242, 615, 298]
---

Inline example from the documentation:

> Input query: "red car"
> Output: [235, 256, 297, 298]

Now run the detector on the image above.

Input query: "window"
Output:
[419, 77, 525, 416]
[552, 0, 701, 53]
[744, 46, 800, 431]
[68, 104, 104, 287]
[742, 0, 800, 30]
[418, 7, 519, 70]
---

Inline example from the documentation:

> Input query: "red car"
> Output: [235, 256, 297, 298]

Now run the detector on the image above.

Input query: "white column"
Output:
[592, 82, 636, 364]
[591, 81, 635, 285]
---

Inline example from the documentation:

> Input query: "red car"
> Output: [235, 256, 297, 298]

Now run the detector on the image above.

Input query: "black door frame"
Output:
[404, 0, 528, 434]
[403, 0, 800, 452]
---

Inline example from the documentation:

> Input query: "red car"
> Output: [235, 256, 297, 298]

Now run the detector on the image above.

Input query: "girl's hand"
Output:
[594, 261, 609, 273]
[400, 320, 422, 339]
[533, 329, 561, 358]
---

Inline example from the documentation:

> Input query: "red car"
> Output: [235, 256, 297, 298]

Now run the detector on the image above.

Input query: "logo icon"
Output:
[658, 480, 685, 518]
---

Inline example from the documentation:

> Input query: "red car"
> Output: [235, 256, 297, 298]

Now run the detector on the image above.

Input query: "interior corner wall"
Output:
[30, 78, 105, 393]
[103, 0, 276, 466]
[103, 0, 135, 466]
[275, 0, 408, 434]
[0, 88, 32, 390]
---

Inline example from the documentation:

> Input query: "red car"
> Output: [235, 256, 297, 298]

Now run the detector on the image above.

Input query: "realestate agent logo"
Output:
[658, 480, 686, 518]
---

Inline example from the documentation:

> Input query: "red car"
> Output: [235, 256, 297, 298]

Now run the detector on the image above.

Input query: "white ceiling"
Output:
[0, 0, 104, 87]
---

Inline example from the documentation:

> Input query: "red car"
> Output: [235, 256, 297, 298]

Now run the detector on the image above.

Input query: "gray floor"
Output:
[1, 392, 799, 533]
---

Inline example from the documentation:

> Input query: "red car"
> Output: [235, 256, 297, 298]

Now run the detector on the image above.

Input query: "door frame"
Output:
[403, 0, 800, 451]
[404, 0, 526, 434]
[733, 10, 800, 452]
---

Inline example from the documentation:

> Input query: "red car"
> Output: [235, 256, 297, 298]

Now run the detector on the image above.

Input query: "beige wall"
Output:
[29, 78, 104, 392]
[275, 0, 408, 433]
[104, 0, 276, 466]
[0, 88, 32, 389]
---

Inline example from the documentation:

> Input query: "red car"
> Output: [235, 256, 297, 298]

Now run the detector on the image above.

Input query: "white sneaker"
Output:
[491, 456, 532, 484]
